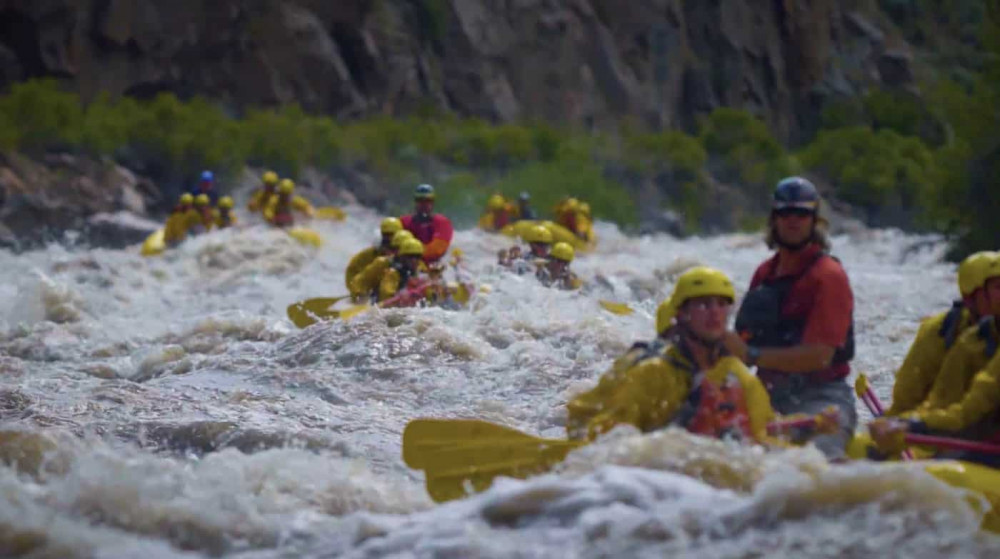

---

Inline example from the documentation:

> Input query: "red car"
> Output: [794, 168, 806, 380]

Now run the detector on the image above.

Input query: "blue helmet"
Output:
[414, 183, 435, 200]
[772, 176, 819, 212]
[201, 170, 214, 182]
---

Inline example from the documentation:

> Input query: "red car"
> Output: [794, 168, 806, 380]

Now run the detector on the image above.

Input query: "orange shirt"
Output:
[749, 243, 854, 379]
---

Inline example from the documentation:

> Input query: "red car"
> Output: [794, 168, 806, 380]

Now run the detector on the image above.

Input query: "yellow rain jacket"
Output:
[566, 342, 777, 445]
[345, 247, 391, 292]
[887, 303, 972, 416]
[163, 211, 188, 245]
[917, 351, 1000, 434]
[183, 208, 204, 233]
[263, 195, 315, 221]
[919, 318, 999, 412]
[247, 188, 274, 213]
[214, 209, 236, 229]
[349, 256, 392, 301]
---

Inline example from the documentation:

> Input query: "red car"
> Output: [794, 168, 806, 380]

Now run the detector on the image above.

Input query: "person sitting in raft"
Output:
[163, 193, 194, 247]
[248, 170, 278, 213]
[345, 217, 404, 296]
[887, 252, 999, 417]
[478, 194, 514, 232]
[349, 229, 415, 303]
[215, 196, 236, 229]
[401, 184, 454, 264]
[513, 191, 536, 221]
[264, 179, 316, 225]
[194, 194, 215, 232]
[499, 224, 553, 274]
[567, 266, 839, 445]
[537, 242, 583, 290]
[379, 238, 432, 307]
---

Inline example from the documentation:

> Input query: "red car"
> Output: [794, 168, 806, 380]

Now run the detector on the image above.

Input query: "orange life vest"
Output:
[678, 371, 754, 442]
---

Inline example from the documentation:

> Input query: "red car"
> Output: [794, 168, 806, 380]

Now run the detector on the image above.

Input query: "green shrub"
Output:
[624, 131, 706, 180]
[493, 160, 638, 226]
[0, 79, 82, 152]
[698, 108, 791, 195]
[799, 126, 938, 210]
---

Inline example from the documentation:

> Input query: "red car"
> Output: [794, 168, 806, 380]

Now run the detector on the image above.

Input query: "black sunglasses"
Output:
[773, 207, 815, 218]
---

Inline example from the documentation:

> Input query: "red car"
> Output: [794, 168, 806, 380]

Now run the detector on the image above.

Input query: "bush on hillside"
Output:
[698, 108, 795, 197]
[799, 126, 939, 212]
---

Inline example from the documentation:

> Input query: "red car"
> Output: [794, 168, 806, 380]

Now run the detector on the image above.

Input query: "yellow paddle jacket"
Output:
[247, 189, 273, 212]
[565, 342, 777, 444]
[888, 305, 972, 416]
[263, 195, 315, 221]
[919, 351, 1000, 433]
[919, 318, 998, 412]
[163, 212, 188, 244]
[346, 247, 379, 291]
[349, 256, 391, 301]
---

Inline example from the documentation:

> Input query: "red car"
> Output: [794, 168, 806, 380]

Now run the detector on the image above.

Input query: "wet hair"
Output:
[765, 210, 832, 251]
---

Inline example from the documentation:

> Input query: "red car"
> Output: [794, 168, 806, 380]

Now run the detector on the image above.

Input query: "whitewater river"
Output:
[1, 207, 998, 558]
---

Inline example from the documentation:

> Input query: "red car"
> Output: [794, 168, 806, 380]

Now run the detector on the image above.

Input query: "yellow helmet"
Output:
[195, 193, 210, 206]
[579, 202, 591, 217]
[564, 198, 580, 211]
[262, 170, 279, 185]
[180, 193, 194, 205]
[550, 242, 575, 262]
[488, 194, 506, 210]
[523, 224, 553, 244]
[391, 229, 415, 249]
[656, 267, 735, 334]
[399, 238, 425, 257]
[958, 251, 1000, 297]
[278, 179, 294, 195]
[380, 217, 403, 235]
[218, 196, 234, 209]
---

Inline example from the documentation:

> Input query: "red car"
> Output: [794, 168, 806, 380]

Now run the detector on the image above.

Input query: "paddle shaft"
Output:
[858, 376, 914, 460]
[906, 434, 1000, 455]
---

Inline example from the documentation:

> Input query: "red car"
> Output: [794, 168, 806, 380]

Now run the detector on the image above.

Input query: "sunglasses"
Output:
[773, 207, 815, 218]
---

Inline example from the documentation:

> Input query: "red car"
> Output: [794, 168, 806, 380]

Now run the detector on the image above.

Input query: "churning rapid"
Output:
[1, 208, 999, 558]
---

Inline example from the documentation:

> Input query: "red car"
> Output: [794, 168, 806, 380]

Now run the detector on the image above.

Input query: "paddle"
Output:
[403, 415, 828, 503]
[855, 373, 914, 460]
[599, 300, 634, 315]
[905, 434, 1000, 455]
[286, 296, 352, 328]
[314, 207, 347, 221]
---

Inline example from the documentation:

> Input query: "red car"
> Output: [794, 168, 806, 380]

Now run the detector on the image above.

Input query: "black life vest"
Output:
[938, 300, 966, 350]
[976, 316, 999, 359]
[390, 260, 416, 296]
[734, 251, 855, 370]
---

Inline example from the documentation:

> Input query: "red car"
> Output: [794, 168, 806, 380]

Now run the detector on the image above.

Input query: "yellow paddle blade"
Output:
[314, 207, 347, 221]
[333, 304, 371, 321]
[854, 374, 871, 400]
[286, 296, 352, 328]
[288, 227, 322, 247]
[599, 300, 634, 316]
[141, 229, 166, 256]
[401, 418, 586, 502]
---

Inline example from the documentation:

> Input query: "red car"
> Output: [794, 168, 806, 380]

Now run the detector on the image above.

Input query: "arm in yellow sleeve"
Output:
[730, 364, 780, 446]
[378, 268, 402, 302]
[292, 196, 314, 217]
[350, 257, 390, 299]
[920, 364, 1000, 433]
[247, 190, 264, 211]
[888, 314, 951, 416]
[922, 328, 984, 410]
[477, 214, 493, 230]
[579, 357, 691, 441]
[345, 248, 378, 291]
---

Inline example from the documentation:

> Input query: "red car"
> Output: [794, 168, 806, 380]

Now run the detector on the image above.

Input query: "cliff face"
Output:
[0, 0, 910, 143]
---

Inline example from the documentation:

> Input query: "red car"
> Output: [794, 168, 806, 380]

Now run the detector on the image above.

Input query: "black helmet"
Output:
[772, 177, 819, 212]
[519, 191, 530, 202]
[414, 183, 435, 200]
